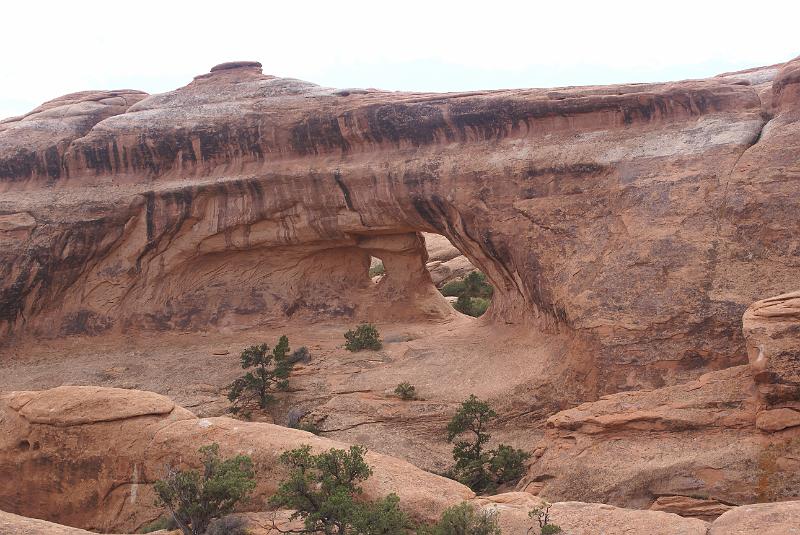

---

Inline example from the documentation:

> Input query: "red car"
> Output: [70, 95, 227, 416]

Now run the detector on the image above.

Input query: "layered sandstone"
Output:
[523, 289, 800, 513]
[2, 58, 799, 398]
[0, 386, 472, 532]
[743, 290, 800, 416]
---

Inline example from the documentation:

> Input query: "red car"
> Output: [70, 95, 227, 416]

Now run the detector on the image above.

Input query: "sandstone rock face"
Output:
[423, 232, 475, 286]
[1, 386, 799, 534]
[523, 364, 800, 509]
[2, 58, 799, 396]
[709, 501, 800, 535]
[0, 510, 108, 535]
[0, 386, 472, 532]
[743, 290, 800, 415]
[649, 495, 732, 520]
[475, 492, 709, 535]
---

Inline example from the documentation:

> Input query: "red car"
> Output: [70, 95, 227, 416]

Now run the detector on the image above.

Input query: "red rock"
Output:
[756, 408, 800, 432]
[709, 501, 800, 535]
[743, 290, 800, 409]
[650, 495, 733, 520]
[0, 59, 798, 398]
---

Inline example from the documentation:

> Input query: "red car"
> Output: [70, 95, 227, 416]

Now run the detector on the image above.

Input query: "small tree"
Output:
[394, 382, 417, 400]
[344, 323, 382, 351]
[447, 395, 496, 492]
[528, 502, 562, 535]
[463, 271, 493, 298]
[489, 444, 530, 484]
[446, 395, 530, 493]
[228, 336, 303, 415]
[153, 443, 256, 535]
[270, 445, 407, 534]
[423, 502, 501, 535]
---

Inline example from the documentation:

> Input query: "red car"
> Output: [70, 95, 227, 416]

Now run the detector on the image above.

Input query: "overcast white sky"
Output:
[1, 0, 798, 120]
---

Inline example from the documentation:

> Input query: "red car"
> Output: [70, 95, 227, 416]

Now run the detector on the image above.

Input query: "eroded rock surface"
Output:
[477, 492, 709, 535]
[743, 290, 800, 415]
[0, 386, 472, 532]
[523, 363, 800, 510]
[709, 501, 800, 535]
[2, 58, 799, 397]
[0, 510, 109, 535]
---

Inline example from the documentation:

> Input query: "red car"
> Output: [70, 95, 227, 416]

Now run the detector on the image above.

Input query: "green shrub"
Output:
[489, 444, 531, 484]
[463, 271, 493, 298]
[344, 323, 382, 351]
[228, 336, 305, 415]
[423, 502, 501, 535]
[529, 502, 562, 534]
[444, 271, 493, 317]
[394, 382, 417, 400]
[441, 271, 493, 300]
[270, 445, 407, 534]
[138, 515, 177, 533]
[369, 262, 386, 277]
[441, 279, 467, 297]
[454, 296, 490, 317]
[153, 443, 256, 535]
[445, 395, 530, 493]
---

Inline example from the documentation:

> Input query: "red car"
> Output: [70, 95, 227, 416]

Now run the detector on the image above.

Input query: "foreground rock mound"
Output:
[0, 386, 471, 532]
[0, 510, 105, 535]
[2, 58, 799, 397]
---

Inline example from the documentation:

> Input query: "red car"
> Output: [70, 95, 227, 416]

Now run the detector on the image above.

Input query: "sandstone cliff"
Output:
[2, 58, 799, 396]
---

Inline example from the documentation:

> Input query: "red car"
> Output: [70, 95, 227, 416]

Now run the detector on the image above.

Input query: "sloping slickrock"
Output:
[0, 386, 472, 533]
[709, 501, 800, 535]
[0, 90, 147, 183]
[10, 385, 180, 425]
[2, 58, 799, 398]
[0, 510, 110, 535]
[476, 492, 709, 535]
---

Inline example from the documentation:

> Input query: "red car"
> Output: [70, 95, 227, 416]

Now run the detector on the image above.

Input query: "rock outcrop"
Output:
[0, 510, 110, 535]
[423, 232, 475, 286]
[708, 501, 800, 535]
[522, 365, 769, 510]
[476, 492, 709, 535]
[523, 290, 800, 513]
[2, 58, 799, 397]
[743, 290, 800, 420]
[0, 386, 472, 533]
